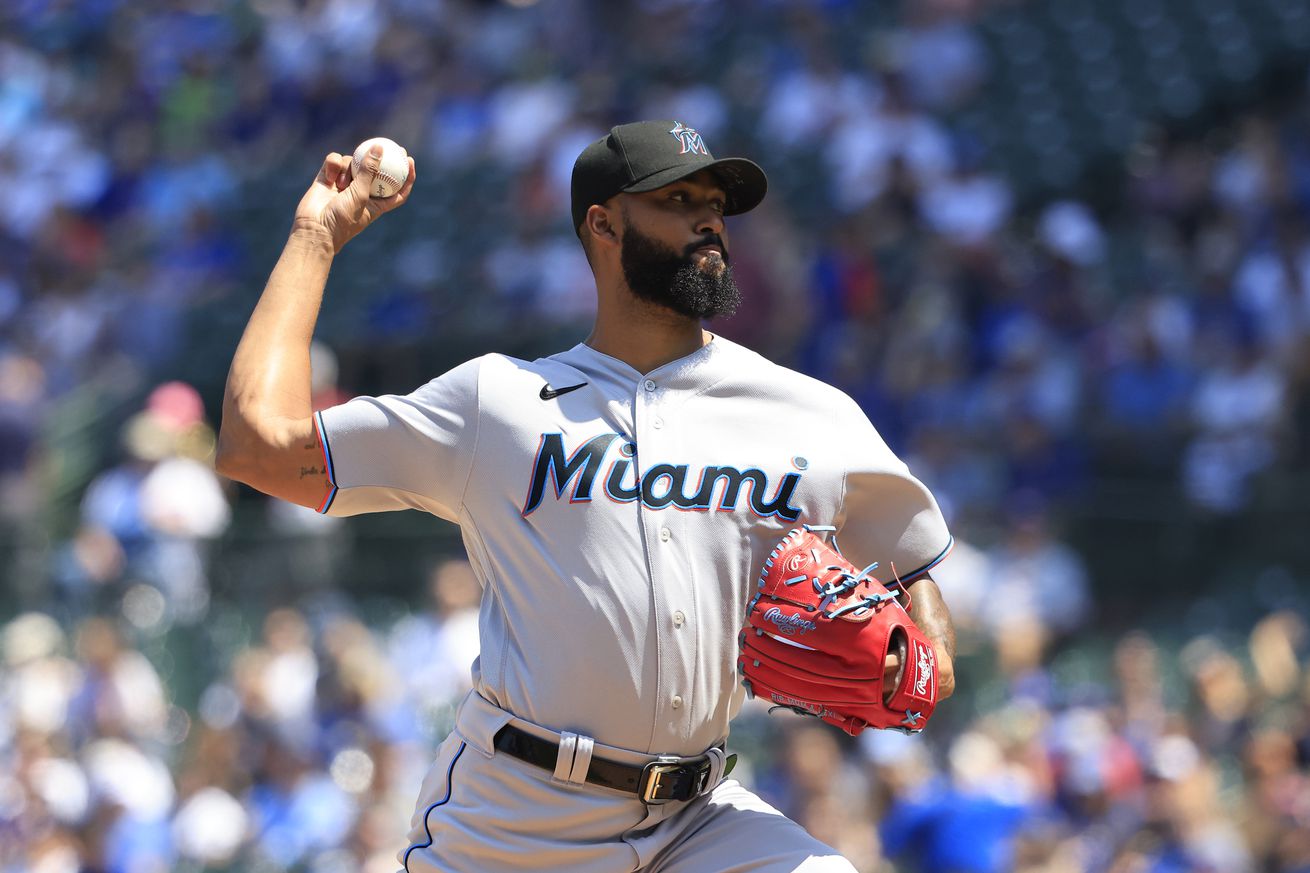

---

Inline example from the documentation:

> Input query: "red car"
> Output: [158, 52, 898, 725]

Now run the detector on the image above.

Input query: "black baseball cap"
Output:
[571, 120, 768, 232]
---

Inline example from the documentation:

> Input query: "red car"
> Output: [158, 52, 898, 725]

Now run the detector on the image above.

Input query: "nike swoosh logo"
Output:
[540, 382, 588, 400]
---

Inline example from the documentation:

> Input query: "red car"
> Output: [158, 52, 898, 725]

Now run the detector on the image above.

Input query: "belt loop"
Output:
[701, 747, 727, 797]
[552, 732, 579, 783]
[568, 735, 594, 785]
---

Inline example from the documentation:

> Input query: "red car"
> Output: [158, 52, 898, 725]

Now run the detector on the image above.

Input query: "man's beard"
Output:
[619, 225, 741, 320]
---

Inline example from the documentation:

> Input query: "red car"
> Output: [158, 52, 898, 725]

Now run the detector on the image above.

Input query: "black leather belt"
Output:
[492, 724, 733, 804]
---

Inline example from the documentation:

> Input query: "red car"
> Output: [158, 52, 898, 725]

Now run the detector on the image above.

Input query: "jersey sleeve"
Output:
[313, 358, 482, 521]
[833, 396, 953, 581]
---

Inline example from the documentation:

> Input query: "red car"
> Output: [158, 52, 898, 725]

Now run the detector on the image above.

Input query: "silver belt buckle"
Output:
[639, 756, 686, 804]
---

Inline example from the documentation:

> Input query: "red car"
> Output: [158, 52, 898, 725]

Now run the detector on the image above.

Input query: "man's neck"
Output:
[585, 295, 712, 375]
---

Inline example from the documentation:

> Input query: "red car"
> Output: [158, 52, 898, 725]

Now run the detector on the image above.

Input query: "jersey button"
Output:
[659, 527, 671, 542]
[672, 695, 683, 709]
[643, 379, 657, 391]
[652, 417, 664, 429]
[673, 610, 685, 627]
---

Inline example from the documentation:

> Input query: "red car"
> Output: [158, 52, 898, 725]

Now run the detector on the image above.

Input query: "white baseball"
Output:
[352, 137, 410, 198]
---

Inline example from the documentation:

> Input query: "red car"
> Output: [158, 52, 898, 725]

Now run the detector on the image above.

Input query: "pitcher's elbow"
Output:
[213, 449, 242, 483]
[214, 427, 252, 483]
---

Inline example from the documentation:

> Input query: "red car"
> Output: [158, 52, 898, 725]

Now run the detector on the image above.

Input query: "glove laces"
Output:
[803, 525, 904, 618]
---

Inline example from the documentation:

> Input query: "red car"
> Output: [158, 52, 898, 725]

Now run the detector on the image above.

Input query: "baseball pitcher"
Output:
[217, 121, 957, 872]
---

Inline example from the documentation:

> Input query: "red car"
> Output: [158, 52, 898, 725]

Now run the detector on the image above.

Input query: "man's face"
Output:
[616, 171, 740, 320]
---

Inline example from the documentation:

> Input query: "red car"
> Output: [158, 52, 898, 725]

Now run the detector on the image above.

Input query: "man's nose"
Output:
[695, 208, 724, 236]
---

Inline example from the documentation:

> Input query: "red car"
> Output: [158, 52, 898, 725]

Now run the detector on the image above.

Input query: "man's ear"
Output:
[585, 203, 618, 247]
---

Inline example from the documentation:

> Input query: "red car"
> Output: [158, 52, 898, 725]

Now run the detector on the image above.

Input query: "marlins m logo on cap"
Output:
[669, 122, 710, 157]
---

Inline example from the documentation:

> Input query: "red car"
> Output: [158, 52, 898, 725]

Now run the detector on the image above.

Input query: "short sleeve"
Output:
[314, 358, 482, 521]
[833, 396, 952, 581]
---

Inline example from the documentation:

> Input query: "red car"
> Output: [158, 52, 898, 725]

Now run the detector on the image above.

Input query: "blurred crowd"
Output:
[0, 559, 481, 873]
[1, 0, 1310, 544]
[2, 564, 1307, 873]
[2, 0, 1310, 871]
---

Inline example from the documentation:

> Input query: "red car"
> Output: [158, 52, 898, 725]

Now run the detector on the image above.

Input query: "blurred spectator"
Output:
[980, 495, 1091, 668]
[0, 352, 45, 524]
[1182, 637, 1254, 754]
[759, 722, 877, 868]
[825, 74, 954, 213]
[73, 381, 229, 624]
[172, 785, 249, 868]
[1182, 334, 1287, 514]
[1248, 611, 1306, 700]
[879, 729, 1036, 873]
[1138, 732, 1255, 873]
[69, 616, 168, 744]
[1097, 298, 1196, 471]
[1112, 632, 1169, 752]
[2, 612, 80, 739]
[919, 158, 1013, 247]
[893, 0, 989, 111]
[254, 608, 320, 735]
[387, 558, 482, 731]
[1240, 727, 1310, 872]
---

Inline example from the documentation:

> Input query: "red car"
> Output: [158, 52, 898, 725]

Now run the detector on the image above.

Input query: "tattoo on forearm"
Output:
[299, 465, 322, 479]
[909, 577, 956, 661]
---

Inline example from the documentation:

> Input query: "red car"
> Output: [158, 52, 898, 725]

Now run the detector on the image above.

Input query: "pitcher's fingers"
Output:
[335, 153, 352, 191]
[348, 144, 383, 199]
[882, 650, 904, 699]
[316, 152, 344, 187]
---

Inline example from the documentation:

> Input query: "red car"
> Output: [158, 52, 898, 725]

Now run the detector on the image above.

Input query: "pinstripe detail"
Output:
[402, 741, 466, 872]
[314, 411, 338, 514]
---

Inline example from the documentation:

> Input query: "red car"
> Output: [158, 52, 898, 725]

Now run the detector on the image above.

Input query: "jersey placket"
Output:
[633, 375, 698, 739]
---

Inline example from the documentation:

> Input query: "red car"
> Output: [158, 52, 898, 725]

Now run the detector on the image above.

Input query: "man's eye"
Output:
[711, 201, 726, 213]
[670, 192, 688, 202]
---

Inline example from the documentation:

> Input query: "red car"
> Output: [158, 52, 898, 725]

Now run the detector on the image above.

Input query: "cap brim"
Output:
[622, 157, 768, 216]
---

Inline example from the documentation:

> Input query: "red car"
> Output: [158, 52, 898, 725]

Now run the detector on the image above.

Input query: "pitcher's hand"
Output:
[292, 145, 416, 253]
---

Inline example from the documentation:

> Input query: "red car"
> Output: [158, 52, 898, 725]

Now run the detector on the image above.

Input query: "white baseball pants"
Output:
[398, 691, 857, 873]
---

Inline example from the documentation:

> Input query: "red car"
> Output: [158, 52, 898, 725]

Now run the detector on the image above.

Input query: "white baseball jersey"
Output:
[315, 336, 951, 756]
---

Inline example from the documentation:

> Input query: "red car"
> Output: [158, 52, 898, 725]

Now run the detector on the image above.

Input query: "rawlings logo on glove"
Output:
[738, 525, 940, 736]
[763, 607, 816, 636]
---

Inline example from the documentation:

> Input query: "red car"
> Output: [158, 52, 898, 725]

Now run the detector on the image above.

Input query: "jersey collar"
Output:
[561, 335, 735, 391]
